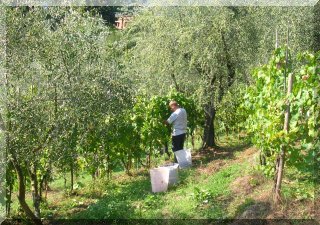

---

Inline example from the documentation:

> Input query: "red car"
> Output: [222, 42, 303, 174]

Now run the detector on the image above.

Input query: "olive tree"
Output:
[121, 6, 315, 147]
[4, 6, 133, 223]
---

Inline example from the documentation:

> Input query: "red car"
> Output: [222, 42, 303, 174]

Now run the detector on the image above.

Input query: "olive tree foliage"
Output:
[3, 7, 132, 222]
[46, 7, 132, 185]
[121, 6, 264, 147]
[213, 7, 315, 138]
[4, 8, 55, 223]
[246, 7, 315, 66]
[315, 2, 320, 52]
[120, 6, 315, 146]
[0, 5, 6, 222]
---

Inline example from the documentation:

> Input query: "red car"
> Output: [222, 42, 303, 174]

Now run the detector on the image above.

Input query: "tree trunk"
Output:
[107, 155, 111, 180]
[4, 63, 42, 223]
[203, 104, 216, 148]
[148, 142, 152, 168]
[12, 158, 42, 225]
[6, 162, 14, 217]
[39, 179, 43, 201]
[221, 31, 236, 88]
[6, 180, 13, 217]
[274, 147, 285, 203]
[45, 177, 49, 201]
[274, 72, 293, 204]
[4, 91, 41, 224]
[63, 175, 67, 190]
[39, 169, 49, 201]
[127, 154, 132, 175]
[171, 73, 181, 93]
[29, 163, 41, 218]
[121, 157, 132, 176]
[70, 161, 74, 192]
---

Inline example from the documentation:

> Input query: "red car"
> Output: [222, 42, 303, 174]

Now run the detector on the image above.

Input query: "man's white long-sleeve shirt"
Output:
[167, 108, 187, 136]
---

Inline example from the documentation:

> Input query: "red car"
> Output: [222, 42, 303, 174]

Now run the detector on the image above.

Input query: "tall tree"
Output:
[3, 6, 132, 222]
[121, 6, 315, 147]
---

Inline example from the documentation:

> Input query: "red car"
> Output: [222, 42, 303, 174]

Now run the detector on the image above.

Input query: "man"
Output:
[164, 101, 187, 163]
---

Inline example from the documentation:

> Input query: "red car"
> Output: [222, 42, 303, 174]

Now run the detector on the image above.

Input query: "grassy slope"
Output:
[9, 136, 315, 220]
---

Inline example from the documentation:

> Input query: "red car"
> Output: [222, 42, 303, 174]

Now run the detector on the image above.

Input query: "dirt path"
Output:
[193, 144, 256, 176]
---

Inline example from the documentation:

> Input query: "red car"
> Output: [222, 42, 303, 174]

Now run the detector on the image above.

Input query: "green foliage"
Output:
[191, 187, 213, 207]
[131, 90, 202, 167]
[4, 7, 133, 219]
[283, 184, 314, 201]
[168, 91, 204, 135]
[216, 83, 247, 137]
[3, 5, 318, 220]
[243, 48, 319, 175]
[142, 194, 164, 210]
[121, 6, 315, 148]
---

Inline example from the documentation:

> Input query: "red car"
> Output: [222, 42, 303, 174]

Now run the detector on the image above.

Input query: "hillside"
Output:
[6, 137, 313, 223]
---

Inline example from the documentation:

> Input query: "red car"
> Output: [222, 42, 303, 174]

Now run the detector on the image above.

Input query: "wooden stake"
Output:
[275, 28, 278, 49]
[274, 23, 291, 204]
[274, 72, 293, 204]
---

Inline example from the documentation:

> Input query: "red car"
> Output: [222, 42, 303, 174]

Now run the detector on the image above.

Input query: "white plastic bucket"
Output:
[150, 167, 169, 193]
[174, 149, 192, 168]
[159, 163, 179, 186]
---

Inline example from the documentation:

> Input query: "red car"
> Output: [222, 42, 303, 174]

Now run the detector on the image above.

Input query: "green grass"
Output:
[48, 136, 253, 219]
[69, 161, 248, 219]
[7, 135, 315, 220]
[282, 166, 315, 201]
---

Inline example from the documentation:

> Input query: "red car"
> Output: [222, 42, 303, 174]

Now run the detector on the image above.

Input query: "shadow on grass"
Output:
[192, 142, 251, 168]
[233, 200, 271, 219]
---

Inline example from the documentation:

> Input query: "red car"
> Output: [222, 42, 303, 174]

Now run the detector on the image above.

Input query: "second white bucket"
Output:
[159, 163, 179, 186]
[174, 149, 192, 168]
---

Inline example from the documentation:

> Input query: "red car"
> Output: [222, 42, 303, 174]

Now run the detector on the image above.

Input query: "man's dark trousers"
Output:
[172, 133, 186, 163]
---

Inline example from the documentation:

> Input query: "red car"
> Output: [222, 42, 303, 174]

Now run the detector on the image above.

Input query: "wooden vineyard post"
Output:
[274, 72, 293, 204]
[275, 28, 278, 49]
[273, 24, 292, 204]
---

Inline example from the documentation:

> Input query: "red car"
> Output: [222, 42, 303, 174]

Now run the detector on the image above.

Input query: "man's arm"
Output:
[166, 112, 178, 124]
